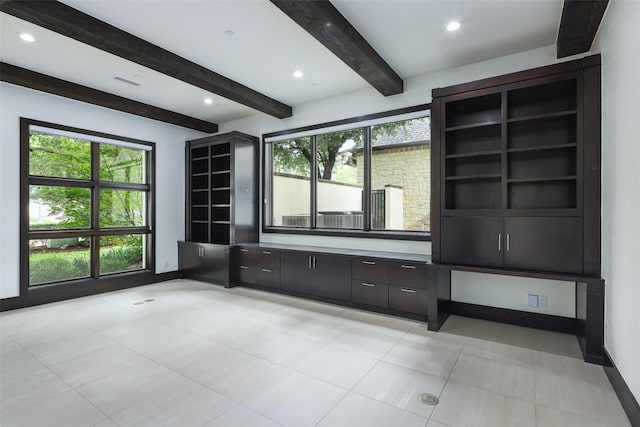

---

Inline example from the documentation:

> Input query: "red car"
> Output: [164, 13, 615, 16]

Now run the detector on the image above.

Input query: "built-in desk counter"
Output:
[229, 243, 603, 365]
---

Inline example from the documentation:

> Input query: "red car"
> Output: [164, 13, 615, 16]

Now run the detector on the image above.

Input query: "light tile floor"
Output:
[0, 280, 631, 427]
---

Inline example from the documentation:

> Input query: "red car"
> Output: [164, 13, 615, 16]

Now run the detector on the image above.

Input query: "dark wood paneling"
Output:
[1, 63, 218, 133]
[450, 301, 577, 334]
[0, 1, 291, 118]
[557, 0, 609, 58]
[582, 62, 602, 276]
[270, 0, 403, 96]
[603, 349, 640, 427]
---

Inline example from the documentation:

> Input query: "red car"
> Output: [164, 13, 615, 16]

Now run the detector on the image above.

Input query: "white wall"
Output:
[219, 45, 586, 313]
[0, 83, 206, 299]
[592, 0, 640, 402]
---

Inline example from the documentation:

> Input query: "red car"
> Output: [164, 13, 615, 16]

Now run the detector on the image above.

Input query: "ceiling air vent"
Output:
[113, 76, 141, 87]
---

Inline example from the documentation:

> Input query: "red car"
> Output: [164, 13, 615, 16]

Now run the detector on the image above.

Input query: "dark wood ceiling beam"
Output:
[270, 0, 403, 96]
[1, 62, 218, 133]
[557, 0, 609, 58]
[0, 0, 292, 118]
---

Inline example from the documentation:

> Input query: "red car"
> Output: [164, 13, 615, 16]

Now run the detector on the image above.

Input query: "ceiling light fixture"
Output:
[447, 21, 461, 32]
[19, 33, 35, 42]
[293, 70, 304, 78]
[224, 29, 235, 36]
[204, 98, 213, 105]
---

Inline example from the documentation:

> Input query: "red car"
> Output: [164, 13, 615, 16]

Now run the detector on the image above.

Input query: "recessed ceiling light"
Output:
[311, 82, 319, 87]
[224, 29, 235, 36]
[204, 98, 213, 105]
[293, 70, 304, 78]
[19, 33, 35, 42]
[447, 21, 461, 32]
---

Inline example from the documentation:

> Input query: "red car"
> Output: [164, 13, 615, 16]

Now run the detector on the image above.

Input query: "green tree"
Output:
[273, 122, 408, 180]
[29, 133, 144, 229]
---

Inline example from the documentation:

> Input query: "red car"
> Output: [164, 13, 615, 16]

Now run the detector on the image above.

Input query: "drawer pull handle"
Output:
[361, 283, 376, 287]
[400, 265, 416, 269]
[400, 288, 417, 293]
[262, 251, 272, 255]
[362, 261, 376, 265]
[240, 266, 249, 269]
[240, 249, 249, 252]
[262, 268, 272, 273]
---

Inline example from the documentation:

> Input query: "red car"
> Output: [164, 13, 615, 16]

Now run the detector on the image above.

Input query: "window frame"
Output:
[262, 104, 431, 241]
[20, 118, 155, 295]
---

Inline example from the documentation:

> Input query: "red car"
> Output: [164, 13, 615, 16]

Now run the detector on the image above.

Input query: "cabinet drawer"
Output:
[258, 249, 281, 269]
[389, 262, 428, 289]
[351, 280, 388, 308]
[236, 246, 257, 266]
[389, 285, 428, 315]
[352, 258, 388, 282]
[257, 267, 281, 288]
[237, 265, 257, 285]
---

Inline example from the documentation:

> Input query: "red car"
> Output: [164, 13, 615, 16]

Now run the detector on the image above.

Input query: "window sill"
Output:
[262, 226, 431, 241]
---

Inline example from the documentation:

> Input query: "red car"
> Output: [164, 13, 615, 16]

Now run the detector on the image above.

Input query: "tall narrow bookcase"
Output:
[179, 131, 258, 286]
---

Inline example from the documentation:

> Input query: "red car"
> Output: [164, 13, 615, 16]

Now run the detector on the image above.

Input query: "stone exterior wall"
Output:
[357, 144, 430, 231]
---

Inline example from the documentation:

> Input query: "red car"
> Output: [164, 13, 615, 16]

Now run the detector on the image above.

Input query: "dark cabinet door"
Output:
[280, 251, 314, 294]
[441, 216, 503, 267]
[179, 242, 230, 285]
[179, 241, 201, 274]
[198, 244, 230, 284]
[314, 254, 351, 301]
[504, 217, 583, 273]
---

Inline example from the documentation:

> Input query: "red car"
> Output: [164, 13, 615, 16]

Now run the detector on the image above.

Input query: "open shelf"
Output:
[445, 149, 502, 159]
[445, 173, 501, 181]
[445, 124, 501, 156]
[508, 115, 577, 150]
[507, 110, 577, 124]
[445, 92, 501, 129]
[508, 180, 577, 209]
[445, 120, 501, 132]
[191, 146, 209, 159]
[508, 143, 576, 153]
[210, 142, 230, 156]
[508, 176, 576, 183]
[445, 180, 501, 210]
[508, 79, 577, 119]
[212, 173, 230, 188]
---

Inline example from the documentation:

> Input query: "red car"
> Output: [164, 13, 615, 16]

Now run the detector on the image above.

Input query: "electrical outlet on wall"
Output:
[527, 294, 538, 308]
[538, 295, 548, 308]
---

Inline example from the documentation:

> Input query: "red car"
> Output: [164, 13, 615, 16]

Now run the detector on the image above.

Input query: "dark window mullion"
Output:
[97, 227, 151, 236]
[98, 181, 150, 191]
[310, 135, 318, 229]
[91, 143, 100, 278]
[28, 176, 93, 188]
[146, 148, 154, 272]
[363, 126, 372, 231]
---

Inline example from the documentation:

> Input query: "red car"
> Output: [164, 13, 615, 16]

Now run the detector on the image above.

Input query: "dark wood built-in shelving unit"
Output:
[179, 132, 258, 286]
[431, 55, 604, 364]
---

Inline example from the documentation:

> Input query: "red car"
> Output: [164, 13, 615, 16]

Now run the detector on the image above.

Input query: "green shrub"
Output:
[99, 244, 143, 274]
[29, 253, 90, 285]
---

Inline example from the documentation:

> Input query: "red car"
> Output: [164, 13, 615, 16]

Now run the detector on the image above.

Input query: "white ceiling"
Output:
[0, 0, 564, 126]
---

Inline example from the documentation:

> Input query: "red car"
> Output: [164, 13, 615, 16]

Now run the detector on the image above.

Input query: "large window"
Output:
[264, 107, 430, 238]
[22, 119, 154, 287]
